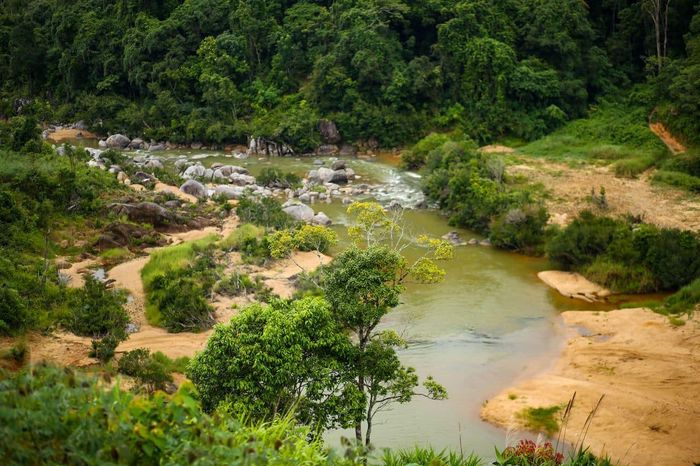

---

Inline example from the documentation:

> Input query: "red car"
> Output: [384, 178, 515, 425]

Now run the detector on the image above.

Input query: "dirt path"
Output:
[481, 309, 700, 466]
[508, 160, 700, 231]
[258, 251, 332, 298]
[649, 122, 687, 154]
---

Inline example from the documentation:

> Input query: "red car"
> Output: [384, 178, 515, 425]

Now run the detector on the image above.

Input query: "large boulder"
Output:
[148, 143, 165, 152]
[182, 164, 206, 179]
[318, 119, 341, 144]
[128, 138, 145, 150]
[219, 165, 248, 176]
[109, 202, 175, 227]
[213, 185, 246, 200]
[106, 134, 131, 149]
[283, 203, 315, 222]
[311, 211, 332, 226]
[331, 159, 346, 170]
[180, 179, 208, 199]
[329, 169, 348, 184]
[317, 167, 335, 183]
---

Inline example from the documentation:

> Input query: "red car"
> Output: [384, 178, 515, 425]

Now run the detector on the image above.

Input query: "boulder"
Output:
[317, 167, 335, 183]
[129, 138, 145, 150]
[313, 159, 324, 166]
[144, 159, 163, 169]
[148, 143, 165, 152]
[331, 159, 346, 170]
[116, 172, 128, 183]
[183, 164, 206, 179]
[131, 171, 155, 185]
[180, 179, 208, 199]
[329, 169, 348, 184]
[109, 202, 175, 227]
[191, 142, 203, 150]
[213, 185, 246, 200]
[283, 203, 315, 222]
[311, 211, 332, 226]
[106, 134, 131, 149]
[220, 165, 248, 176]
[345, 167, 356, 180]
[442, 231, 463, 246]
[98, 139, 108, 148]
[318, 119, 341, 144]
[229, 173, 256, 186]
[72, 121, 88, 131]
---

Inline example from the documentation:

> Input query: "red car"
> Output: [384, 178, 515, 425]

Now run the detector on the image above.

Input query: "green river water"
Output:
[77, 142, 634, 457]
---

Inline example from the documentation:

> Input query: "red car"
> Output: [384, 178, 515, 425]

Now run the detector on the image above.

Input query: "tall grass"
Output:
[381, 446, 483, 466]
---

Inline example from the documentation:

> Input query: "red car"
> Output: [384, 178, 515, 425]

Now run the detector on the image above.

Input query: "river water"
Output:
[77, 142, 623, 457]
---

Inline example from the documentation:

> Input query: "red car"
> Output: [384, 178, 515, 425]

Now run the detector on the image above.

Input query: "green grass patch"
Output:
[517, 405, 562, 435]
[659, 277, 700, 315]
[651, 170, 700, 193]
[99, 247, 132, 266]
[612, 154, 657, 178]
[519, 103, 666, 165]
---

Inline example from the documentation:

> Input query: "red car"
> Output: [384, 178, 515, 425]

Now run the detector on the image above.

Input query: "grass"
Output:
[141, 234, 219, 325]
[219, 223, 264, 251]
[659, 277, 700, 315]
[381, 446, 483, 466]
[99, 247, 132, 266]
[518, 103, 667, 170]
[651, 170, 700, 192]
[517, 405, 562, 435]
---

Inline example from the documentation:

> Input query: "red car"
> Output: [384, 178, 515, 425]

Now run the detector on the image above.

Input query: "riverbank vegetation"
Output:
[1, 0, 699, 153]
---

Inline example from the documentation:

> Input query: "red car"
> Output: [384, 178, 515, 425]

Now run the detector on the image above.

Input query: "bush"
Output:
[89, 334, 120, 363]
[0, 287, 30, 335]
[219, 223, 264, 251]
[215, 271, 257, 296]
[256, 167, 301, 188]
[546, 211, 628, 270]
[236, 196, 296, 229]
[65, 276, 129, 340]
[661, 278, 700, 315]
[400, 132, 455, 170]
[613, 154, 657, 178]
[118, 348, 174, 392]
[634, 226, 700, 290]
[583, 258, 657, 293]
[381, 446, 482, 466]
[0, 365, 337, 465]
[148, 270, 215, 332]
[489, 206, 549, 254]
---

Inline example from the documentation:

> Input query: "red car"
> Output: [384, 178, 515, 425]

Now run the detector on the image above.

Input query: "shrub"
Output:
[89, 334, 120, 363]
[661, 278, 700, 315]
[498, 440, 564, 466]
[634, 226, 700, 290]
[65, 276, 129, 340]
[583, 258, 657, 293]
[400, 132, 454, 170]
[0, 365, 337, 465]
[256, 167, 301, 188]
[613, 154, 657, 178]
[219, 223, 264, 251]
[546, 211, 628, 270]
[215, 271, 257, 296]
[292, 224, 338, 254]
[0, 287, 30, 335]
[148, 270, 214, 332]
[489, 206, 549, 254]
[236, 196, 296, 229]
[118, 348, 174, 392]
[381, 446, 482, 466]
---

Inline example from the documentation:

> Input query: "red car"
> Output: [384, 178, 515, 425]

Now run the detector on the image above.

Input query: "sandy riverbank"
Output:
[481, 308, 700, 466]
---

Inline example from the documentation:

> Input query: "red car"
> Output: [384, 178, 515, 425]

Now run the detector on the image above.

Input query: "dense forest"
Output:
[1, 0, 699, 150]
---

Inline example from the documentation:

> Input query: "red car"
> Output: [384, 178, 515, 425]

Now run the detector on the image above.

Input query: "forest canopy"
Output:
[1, 0, 698, 149]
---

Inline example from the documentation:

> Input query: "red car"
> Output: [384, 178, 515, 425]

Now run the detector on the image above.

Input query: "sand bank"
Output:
[481, 308, 700, 466]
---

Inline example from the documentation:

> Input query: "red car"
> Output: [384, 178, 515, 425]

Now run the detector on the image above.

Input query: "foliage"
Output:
[268, 224, 338, 259]
[236, 196, 296, 230]
[256, 167, 301, 188]
[188, 297, 362, 430]
[651, 170, 700, 193]
[0, 365, 342, 465]
[659, 277, 700, 315]
[546, 211, 700, 292]
[381, 446, 483, 466]
[118, 348, 174, 392]
[421, 138, 547, 251]
[141, 236, 219, 331]
[64, 276, 128, 340]
[219, 223, 271, 263]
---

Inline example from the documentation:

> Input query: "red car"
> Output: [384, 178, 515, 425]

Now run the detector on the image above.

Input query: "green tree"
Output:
[322, 202, 451, 445]
[188, 297, 363, 430]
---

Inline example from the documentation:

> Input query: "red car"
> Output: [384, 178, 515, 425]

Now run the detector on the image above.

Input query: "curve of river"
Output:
[95, 144, 622, 457]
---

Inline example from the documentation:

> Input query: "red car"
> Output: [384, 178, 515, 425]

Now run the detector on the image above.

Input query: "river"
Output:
[79, 142, 621, 457]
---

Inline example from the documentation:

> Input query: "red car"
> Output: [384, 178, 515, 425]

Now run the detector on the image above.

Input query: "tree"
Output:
[644, 0, 672, 72]
[322, 202, 452, 445]
[187, 297, 363, 430]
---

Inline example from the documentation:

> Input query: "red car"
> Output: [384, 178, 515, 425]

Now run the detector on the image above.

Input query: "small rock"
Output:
[311, 212, 332, 226]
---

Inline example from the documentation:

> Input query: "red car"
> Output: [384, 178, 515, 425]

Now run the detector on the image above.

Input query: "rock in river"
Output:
[180, 179, 208, 199]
